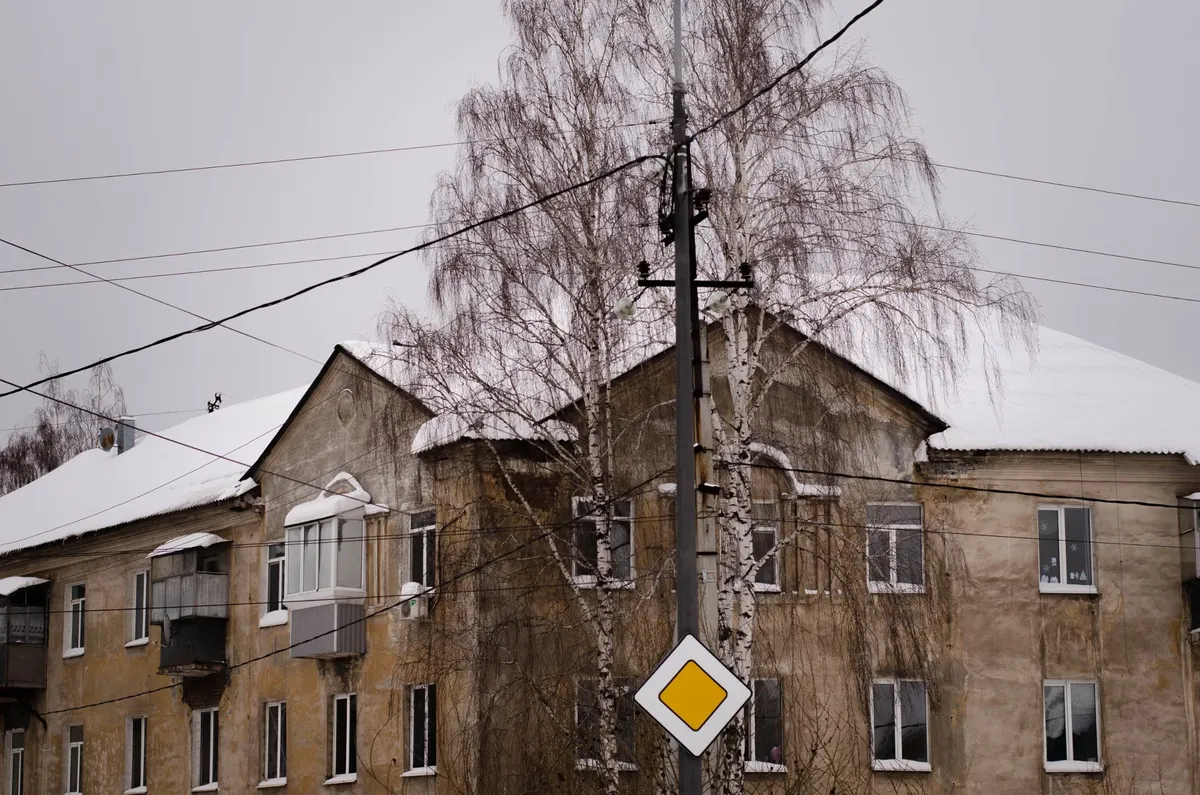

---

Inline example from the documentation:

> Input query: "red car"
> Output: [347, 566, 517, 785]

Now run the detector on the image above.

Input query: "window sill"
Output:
[574, 759, 637, 772]
[872, 759, 932, 773]
[401, 766, 438, 778]
[1045, 761, 1103, 774]
[125, 637, 150, 648]
[752, 583, 781, 594]
[125, 787, 148, 795]
[192, 784, 220, 792]
[1039, 584, 1098, 596]
[258, 778, 288, 789]
[259, 610, 289, 628]
[62, 647, 85, 659]
[868, 583, 925, 595]
[745, 761, 787, 774]
[285, 587, 366, 608]
[323, 774, 358, 785]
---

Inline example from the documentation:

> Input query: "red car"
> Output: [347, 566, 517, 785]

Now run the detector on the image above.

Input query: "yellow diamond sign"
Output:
[659, 661, 728, 730]
[635, 634, 751, 757]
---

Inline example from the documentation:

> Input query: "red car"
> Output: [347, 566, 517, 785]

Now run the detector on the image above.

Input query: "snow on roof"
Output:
[0, 576, 47, 596]
[412, 414, 578, 455]
[283, 472, 388, 526]
[910, 325, 1200, 462]
[147, 532, 228, 559]
[337, 340, 440, 405]
[0, 386, 306, 557]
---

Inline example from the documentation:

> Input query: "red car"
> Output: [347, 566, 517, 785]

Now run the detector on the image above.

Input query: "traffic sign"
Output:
[634, 634, 752, 757]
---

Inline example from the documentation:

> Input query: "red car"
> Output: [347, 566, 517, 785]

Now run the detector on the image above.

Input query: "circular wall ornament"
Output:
[335, 389, 357, 426]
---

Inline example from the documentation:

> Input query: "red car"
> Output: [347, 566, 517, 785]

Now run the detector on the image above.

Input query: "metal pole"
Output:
[671, 0, 701, 792]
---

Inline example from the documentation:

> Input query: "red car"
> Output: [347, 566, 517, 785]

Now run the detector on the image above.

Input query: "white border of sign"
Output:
[634, 634, 752, 757]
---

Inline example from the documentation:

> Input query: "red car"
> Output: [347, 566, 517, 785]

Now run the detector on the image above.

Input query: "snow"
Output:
[0, 386, 306, 557]
[909, 326, 1200, 462]
[147, 532, 228, 558]
[657, 483, 678, 496]
[0, 576, 47, 596]
[283, 472, 387, 526]
[411, 413, 577, 455]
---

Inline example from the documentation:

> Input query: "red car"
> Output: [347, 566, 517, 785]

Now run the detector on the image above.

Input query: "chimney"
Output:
[116, 416, 136, 455]
[98, 427, 115, 452]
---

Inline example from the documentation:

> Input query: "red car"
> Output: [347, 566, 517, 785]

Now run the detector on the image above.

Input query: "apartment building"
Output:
[0, 326, 1196, 794]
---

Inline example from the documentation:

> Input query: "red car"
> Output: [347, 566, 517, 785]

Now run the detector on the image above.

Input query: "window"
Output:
[575, 678, 635, 770]
[866, 504, 924, 594]
[66, 725, 83, 795]
[193, 708, 218, 789]
[65, 583, 86, 655]
[571, 499, 633, 586]
[284, 518, 364, 598]
[409, 511, 436, 589]
[744, 679, 784, 771]
[130, 571, 150, 644]
[6, 729, 24, 795]
[267, 544, 286, 612]
[330, 694, 357, 783]
[871, 679, 929, 772]
[263, 702, 287, 785]
[751, 501, 780, 592]
[1044, 681, 1101, 772]
[128, 716, 147, 792]
[1038, 507, 1095, 593]
[409, 685, 437, 774]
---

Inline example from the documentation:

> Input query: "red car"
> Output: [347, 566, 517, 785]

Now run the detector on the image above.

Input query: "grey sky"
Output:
[0, 0, 1196, 439]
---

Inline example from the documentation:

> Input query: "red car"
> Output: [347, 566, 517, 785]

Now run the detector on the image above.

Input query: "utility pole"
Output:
[668, 0, 702, 788]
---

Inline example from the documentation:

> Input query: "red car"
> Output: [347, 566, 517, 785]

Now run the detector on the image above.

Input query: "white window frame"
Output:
[260, 542, 289, 628]
[262, 701, 287, 787]
[870, 678, 931, 773]
[127, 570, 150, 647]
[63, 583, 86, 658]
[573, 678, 638, 772]
[570, 497, 635, 589]
[326, 693, 357, 785]
[743, 678, 786, 773]
[866, 503, 925, 595]
[1037, 506, 1097, 595]
[283, 517, 366, 603]
[405, 684, 438, 777]
[126, 715, 147, 794]
[5, 729, 24, 795]
[65, 724, 83, 795]
[192, 708, 219, 791]
[1043, 680, 1102, 773]
[408, 510, 437, 591]
[751, 500, 781, 594]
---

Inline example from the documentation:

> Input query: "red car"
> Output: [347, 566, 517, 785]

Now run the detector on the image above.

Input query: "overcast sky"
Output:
[0, 0, 1197, 440]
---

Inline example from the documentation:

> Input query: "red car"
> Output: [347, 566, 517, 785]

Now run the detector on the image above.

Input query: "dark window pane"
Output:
[132, 718, 145, 787]
[612, 521, 632, 580]
[1070, 683, 1098, 763]
[426, 529, 437, 588]
[268, 561, 282, 612]
[212, 713, 219, 781]
[266, 707, 279, 780]
[349, 695, 357, 775]
[896, 529, 923, 587]
[756, 680, 783, 763]
[199, 713, 212, 785]
[335, 698, 349, 775]
[280, 704, 288, 778]
[1064, 509, 1092, 587]
[867, 504, 922, 526]
[898, 682, 927, 763]
[754, 529, 777, 586]
[575, 679, 598, 760]
[1044, 686, 1067, 762]
[617, 685, 635, 763]
[1038, 510, 1061, 586]
[872, 683, 895, 761]
[427, 685, 436, 768]
[613, 500, 631, 520]
[576, 520, 598, 577]
[412, 688, 427, 768]
[410, 531, 425, 585]
[868, 531, 891, 584]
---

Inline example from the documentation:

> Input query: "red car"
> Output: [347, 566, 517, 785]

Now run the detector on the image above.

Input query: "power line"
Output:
[0, 154, 661, 403]
[0, 408, 202, 434]
[0, 236, 322, 365]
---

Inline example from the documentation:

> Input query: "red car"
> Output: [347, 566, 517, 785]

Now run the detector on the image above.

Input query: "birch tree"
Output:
[379, 1, 668, 792]
[619, 1, 1036, 792]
